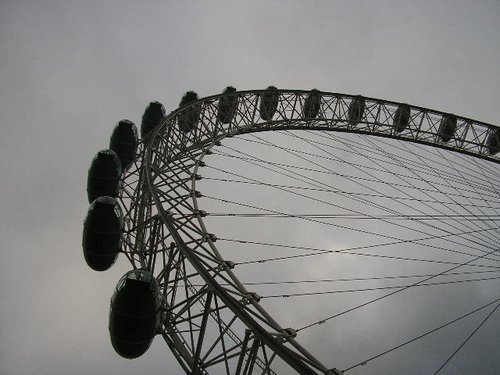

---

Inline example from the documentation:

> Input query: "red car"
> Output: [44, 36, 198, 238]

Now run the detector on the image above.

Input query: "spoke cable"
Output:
[433, 302, 499, 374]
[200, 176, 500, 213]
[341, 297, 500, 373]
[218, 235, 500, 269]
[259, 275, 500, 298]
[296, 244, 500, 332]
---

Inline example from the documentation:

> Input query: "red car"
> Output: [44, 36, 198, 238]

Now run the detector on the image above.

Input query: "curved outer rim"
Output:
[142, 89, 498, 374]
[163, 89, 500, 164]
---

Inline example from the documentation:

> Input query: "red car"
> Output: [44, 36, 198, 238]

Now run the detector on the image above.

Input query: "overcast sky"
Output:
[1, 1, 499, 374]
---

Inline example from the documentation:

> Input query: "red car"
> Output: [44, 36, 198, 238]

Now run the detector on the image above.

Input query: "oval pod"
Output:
[259, 86, 279, 121]
[217, 86, 238, 124]
[141, 101, 165, 138]
[347, 96, 365, 124]
[82, 197, 122, 271]
[87, 150, 121, 203]
[303, 89, 321, 119]
[109, 269, 161, 359]
[393, 104, 411, 133]
[109, 120, 138, 170]
[438, 114, 457, 143]
[487, 128, 500, 155]
[178, 91, 201, 133]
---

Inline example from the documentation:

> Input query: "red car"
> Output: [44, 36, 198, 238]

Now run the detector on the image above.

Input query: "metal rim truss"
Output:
[118, 89, 499, 374]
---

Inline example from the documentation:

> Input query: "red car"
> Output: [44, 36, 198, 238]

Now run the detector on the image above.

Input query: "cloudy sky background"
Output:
[1, 1, 499, 374]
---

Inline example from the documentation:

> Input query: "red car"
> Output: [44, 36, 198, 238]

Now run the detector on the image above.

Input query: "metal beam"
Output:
[159, 211, 320, 375]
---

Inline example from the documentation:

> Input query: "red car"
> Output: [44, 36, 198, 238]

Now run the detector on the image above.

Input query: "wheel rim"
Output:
[115, 89, 500, 374]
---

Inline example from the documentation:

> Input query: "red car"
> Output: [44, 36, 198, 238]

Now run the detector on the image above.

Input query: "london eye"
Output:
[83, 88, 500, 374]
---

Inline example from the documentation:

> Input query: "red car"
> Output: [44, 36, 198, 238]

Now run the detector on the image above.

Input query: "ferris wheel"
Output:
[83, 87, 500, 374]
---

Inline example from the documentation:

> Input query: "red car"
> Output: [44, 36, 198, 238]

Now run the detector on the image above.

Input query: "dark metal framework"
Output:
[117, 89, 499, 374]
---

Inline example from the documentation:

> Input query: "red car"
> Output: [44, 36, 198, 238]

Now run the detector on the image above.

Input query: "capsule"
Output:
[87, 150, 121, 203]
[217, 86, 238, 124]
[438, 114, 457, 143]
[141, 101, 165, 138]
[487, 128, 500, 155]
[82, 197, 122, 271]
[109, 270, 161, 359]
[178, 91, 201, 133]
[347, 96, 365, 124]
[393, 104, 411, 133]
[109, 120, 138, 170]
[259, 86, 279, 121]
[303, 89, 321, 119]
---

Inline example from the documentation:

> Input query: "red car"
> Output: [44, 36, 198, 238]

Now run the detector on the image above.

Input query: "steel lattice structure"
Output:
[113, 89, 500, 375]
